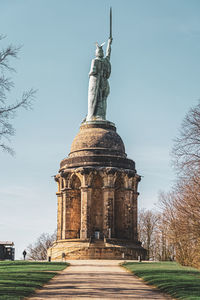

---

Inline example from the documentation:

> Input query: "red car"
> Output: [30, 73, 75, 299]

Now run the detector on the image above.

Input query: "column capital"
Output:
[56, 192, 62, 196]
[81, 186, 92, 191]
[102, 186, 115, 190]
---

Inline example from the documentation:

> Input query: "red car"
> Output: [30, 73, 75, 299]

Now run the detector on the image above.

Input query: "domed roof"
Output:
[60, 121, 135, 171]
[69, 122, 125, 158]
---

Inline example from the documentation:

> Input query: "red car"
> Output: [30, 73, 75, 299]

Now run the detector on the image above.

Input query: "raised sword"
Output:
[110, 7, 112, 39]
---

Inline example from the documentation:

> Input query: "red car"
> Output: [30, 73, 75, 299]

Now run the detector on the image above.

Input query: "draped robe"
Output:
[87, 56, 111, 121]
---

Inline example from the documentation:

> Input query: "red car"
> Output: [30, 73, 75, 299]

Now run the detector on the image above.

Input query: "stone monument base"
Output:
[50, 121, 147, 261]
[47, 238, 146, 261]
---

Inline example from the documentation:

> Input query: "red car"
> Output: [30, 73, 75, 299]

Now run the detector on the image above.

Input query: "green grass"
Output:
[123, 261, 200, 300]
[0, 260, 68, 300]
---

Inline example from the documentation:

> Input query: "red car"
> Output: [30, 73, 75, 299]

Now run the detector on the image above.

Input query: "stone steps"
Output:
[89, 239, 105, 248]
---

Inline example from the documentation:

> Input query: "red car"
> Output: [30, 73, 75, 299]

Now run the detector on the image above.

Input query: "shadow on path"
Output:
[27, 260, 172, 299]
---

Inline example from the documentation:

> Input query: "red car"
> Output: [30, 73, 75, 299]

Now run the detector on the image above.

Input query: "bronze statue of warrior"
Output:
[86, 8, 113, 122]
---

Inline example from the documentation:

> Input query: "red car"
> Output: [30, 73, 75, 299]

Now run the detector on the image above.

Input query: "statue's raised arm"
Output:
[106, 38, 113, 60]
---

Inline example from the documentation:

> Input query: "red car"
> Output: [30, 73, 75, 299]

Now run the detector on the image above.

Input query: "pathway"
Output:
[27, 260, 172, 299]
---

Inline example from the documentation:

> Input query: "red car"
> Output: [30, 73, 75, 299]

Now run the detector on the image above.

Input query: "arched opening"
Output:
[66, 175, 81, 239]
[91, 174, 103, 238]
[114, 174, 125, 239]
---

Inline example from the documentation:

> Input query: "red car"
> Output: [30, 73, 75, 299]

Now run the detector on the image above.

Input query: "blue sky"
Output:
[1, 0, 200, 259]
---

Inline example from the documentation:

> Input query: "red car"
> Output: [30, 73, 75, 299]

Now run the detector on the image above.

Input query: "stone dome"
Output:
[70, 122, 126, 158]
[60, 121, 135, 171]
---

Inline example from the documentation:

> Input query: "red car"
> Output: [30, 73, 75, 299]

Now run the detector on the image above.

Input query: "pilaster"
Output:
[80, 186, 89, 239]
[103, 186, 115, 237]
[62, 192, 67, 239]
[56, 192, 63, 240]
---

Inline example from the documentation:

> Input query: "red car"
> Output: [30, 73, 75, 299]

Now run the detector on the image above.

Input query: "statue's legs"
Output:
[102, 99, 107, 120]
[101, 81, 110, 120]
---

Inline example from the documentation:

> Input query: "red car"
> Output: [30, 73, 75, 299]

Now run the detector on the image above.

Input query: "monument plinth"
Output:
[47, 9, 146, 260]
[48, 120, 146, 260]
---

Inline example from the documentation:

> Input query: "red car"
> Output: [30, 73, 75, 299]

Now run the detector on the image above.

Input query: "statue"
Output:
[86, 8, 113, 122]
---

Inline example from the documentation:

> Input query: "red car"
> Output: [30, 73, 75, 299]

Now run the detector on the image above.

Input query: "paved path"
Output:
[28, 260, 172, 299]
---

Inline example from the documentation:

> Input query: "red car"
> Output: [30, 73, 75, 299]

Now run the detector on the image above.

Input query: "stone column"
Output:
[124, 188, 134, 240]
[123, 189, 130, 239]
[62, 191, 67, 240]
[56, 192, 63, 240]
[80, 187, 89, 239]
[55, 176, 63, 240]
[129, 189, 135, 241]
[133, 175, 141, 241]
[65, 189, 72, 239]
[133, 191, 139, 241]
[103, 187, 115, 238]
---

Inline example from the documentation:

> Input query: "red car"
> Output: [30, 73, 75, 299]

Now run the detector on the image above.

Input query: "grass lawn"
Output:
[123, 261, 200, 300]
[0, 260, 68, 300]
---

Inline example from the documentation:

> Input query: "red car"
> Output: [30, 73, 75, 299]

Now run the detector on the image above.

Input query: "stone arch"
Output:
[87, 171, 94, 187]
[90, 174, 103, 237]
[113, 171, 121, 186]
[65, 174, 81, 239]
[71, 174, 81, 189]
[68, 172, 82, 188]
[114, 173, 125, 239]
[55, 176, 61, 193]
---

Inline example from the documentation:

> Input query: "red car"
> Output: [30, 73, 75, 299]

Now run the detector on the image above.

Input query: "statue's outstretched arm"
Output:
[106, 38, 113, 59]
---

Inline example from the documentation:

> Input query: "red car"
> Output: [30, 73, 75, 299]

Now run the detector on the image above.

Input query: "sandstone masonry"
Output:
[48, 121, 146, 260]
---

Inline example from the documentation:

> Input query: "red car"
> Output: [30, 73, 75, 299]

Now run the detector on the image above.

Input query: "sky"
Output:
[1, 0, 200, 259]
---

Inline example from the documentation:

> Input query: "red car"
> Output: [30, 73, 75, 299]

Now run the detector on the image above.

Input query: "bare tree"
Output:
[27, 232, 56, 261]
[172, 101, 200, 176]
[138, 209, 159, 260]
[159, 191, 182, 262]
[0, 35, 36, 154]
[159, 174, 200, 267]
[138, 208, 175, 261]
[156, 101, 200, 267]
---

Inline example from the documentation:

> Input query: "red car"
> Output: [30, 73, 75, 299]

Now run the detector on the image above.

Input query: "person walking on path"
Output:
[23, 250, 27, 260]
